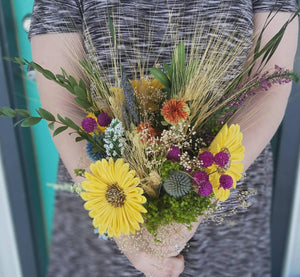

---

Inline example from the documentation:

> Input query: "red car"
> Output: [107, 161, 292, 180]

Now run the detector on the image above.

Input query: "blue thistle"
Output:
[86, 134, 107, 162]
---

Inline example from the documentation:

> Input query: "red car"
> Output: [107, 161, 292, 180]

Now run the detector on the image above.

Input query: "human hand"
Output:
[124, 250, 184, 277]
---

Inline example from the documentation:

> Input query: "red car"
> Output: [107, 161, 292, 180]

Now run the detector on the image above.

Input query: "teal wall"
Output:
[11, 0, 58, 246]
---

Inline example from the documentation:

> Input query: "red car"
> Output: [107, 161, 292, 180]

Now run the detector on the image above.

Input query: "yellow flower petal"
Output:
[80, 158, 147, 237]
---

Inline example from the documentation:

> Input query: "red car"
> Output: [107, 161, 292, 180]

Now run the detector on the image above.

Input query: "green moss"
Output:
[160, 160, 182, 180]
[143, 190, 212, 236]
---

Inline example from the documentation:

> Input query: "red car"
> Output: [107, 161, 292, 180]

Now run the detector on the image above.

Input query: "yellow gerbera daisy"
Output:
[208, 124, 245, 201]
[80, 158, 147, 237]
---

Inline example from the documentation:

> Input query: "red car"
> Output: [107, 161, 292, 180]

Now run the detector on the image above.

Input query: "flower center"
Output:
[105, 184, 126, 208]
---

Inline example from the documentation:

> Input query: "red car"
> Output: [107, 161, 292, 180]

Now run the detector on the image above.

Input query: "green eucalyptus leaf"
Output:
[56, 74, 66, 83]
[64, 117, 80, 130]
[48, 122, 55, 130]
[57, 114, 66, 124]
[79, 79, 86, 90]
[0, 107, 17, 117]
[69, 76, 77, 87]
[43, 70, 56, 80]
[21, 117, 42, 127]
[53, 125, 68, 136]
[14, 119, 25, 127]
[31, 62, 44, 73]
[75, 97, 91, 109]
[74, 86, 86, 98]
[15, 109, 30, 117]
[36, 108, 56, 121]
[75, 136, 86, 142]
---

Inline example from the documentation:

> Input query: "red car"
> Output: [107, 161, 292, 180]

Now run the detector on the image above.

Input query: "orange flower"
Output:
[161, 99, 190, 125]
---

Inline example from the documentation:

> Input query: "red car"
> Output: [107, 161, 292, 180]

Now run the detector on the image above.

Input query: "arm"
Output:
[229, 12, 298, 170]
[31, 33, 88, 182]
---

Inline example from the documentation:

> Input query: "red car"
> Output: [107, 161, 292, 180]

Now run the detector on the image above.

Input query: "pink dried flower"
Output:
[214, 152, 230, 167]
[81, 117, 97, 133]
[198, 151, 213, 168]
[219, 174, 233, 190]
[167, 146, 181, 162]
[97, 113, 112, 127]
[197, 181, 213, 197]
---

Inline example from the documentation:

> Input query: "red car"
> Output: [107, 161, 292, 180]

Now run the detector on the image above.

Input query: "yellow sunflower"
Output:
[80, 158, 147, 237]
[208, 124, 245, 201]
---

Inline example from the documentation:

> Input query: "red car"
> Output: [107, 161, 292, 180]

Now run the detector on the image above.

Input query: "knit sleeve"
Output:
[28, 0, 83, 39]
[253, 0, 298, 13]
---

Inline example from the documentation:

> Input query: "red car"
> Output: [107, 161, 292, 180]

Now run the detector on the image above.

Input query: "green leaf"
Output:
[56, 74, 66, 83]
[36, 108, 56, 121]
[48, 122, 55, 130]
[149, 68, 171, 90]
[53, 125, 68, 136]
[43, 69, 56, 80]
[74, 85, 86, 98]
[75, 97, 92, 109]
[79, 79, 86, 90]
[57, 114, 67, 124]
[163, 62, 172, 77]
[14, 119, 25, 127]
[75, 136, 86, 142]
[0, 107, 17, 117]
[64, 117, 80, 130]
[31, 62, 44, 73]
[10, 57, 26, 65]
[21, 117, 42, 127]
[176, 41, 185, 71]
[108, 12, 116, 48]
[68, 76, 77, 87]
[15, 109, 30, 117]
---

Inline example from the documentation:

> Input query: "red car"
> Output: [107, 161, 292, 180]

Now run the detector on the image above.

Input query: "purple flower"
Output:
[198, 151, 213, 168]
[193, 171, 209, 186]
[214, 152, 230, 167]
[219, 174, 233, 190]
[81, 117, 97, 133]
[197, 181, 213, 197]
[167, 146, 181, 162]
[97, 113, 112, 127]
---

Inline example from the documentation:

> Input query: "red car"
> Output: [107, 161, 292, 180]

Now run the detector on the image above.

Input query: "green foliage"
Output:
[53, 125, 68, 136]
[150, 42, 198, 98]
[10, 58, 99, 112]
[21, 117, 42, 127]
[144, 190, 212, 236]
[0, 107, 17, 117]
[160, 160, 182, 181]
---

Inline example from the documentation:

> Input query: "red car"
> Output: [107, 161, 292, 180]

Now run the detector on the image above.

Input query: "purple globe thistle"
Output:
[97, 113, 112, 127]
[214, 151, 230, 168]
[81, 117, 97, 133]
[219, 174, 233, 190]
[197, 181, 213, 197]
[192, 171, 209, 186]
[198, 151, 213, 168]
[167, 146, 181, 162]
